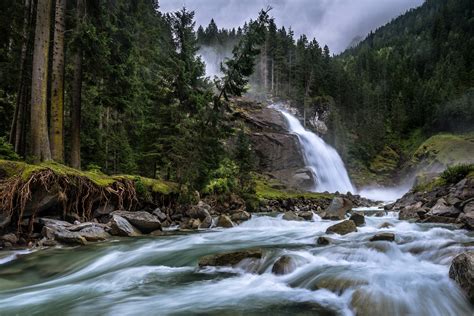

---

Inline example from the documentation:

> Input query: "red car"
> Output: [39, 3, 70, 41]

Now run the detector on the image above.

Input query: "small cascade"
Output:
[276, 107, 355, 193]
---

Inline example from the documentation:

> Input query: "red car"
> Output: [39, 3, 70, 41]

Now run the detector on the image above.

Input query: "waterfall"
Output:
[277, 107, 355, 194]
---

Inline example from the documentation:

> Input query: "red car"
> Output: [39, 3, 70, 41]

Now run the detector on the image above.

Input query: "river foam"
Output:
[0, 212, 472, 315]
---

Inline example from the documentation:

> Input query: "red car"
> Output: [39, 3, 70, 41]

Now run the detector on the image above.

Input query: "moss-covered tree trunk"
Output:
[30, 0, 52, 162]
[50, 0, 66, 162]
[71, 0, 84, 169]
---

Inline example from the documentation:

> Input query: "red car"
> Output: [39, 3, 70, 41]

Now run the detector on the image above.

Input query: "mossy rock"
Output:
[410, 133, 474, 172]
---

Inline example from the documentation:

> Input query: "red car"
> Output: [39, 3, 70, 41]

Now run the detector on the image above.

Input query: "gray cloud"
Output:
[159, 0, 424, 54]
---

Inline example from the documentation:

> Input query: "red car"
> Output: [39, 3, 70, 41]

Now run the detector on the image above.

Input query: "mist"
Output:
[159, 0, 424, 54]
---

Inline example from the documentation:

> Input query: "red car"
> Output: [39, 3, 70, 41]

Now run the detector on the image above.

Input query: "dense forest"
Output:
[0, 0, 271, 199]
[0, 0, 472, 194]
[197, 0, 473, 177]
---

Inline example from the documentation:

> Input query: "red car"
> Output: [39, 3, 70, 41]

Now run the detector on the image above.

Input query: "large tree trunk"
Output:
[70, 0, 84, 169]
[30, 0, 52, 162]
[50, 0, 66, 162]
[10, 0, 33, 156]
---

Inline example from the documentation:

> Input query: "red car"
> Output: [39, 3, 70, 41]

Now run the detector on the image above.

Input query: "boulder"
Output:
[326, 220, 357, 235]
[349, 212, 365, 227]
[272, 255, 296, 275]
[112, 211, 161, 233]
[463, 200, 474, 213]
[379, 222, 394, 229]
[152, 208, 168, 222]
[199, 216, 213, 229]
[189, 218, 201, 230]
[109, 215, 141, 237]
[39, 218, 72, 228]
[399, 203, 427, 221]
[282, 211, 303, 221]
[187, 201, 211, 220]
[198, 249, 263, 267]
[0, 233, 18, 244]
[321, 197, 353, 220]
[51, 228, 87, 245]
[77, 226, 110, 242]
[458, 212, 474, 230]
[231, 211, 251, 222]
[316, 236, 330, 245]
[420, 216, 458, 224]
[428, 198, 461, 218]
[370, 233, 395, 242]
[449, 251, 474, 303]
[217, 215, 234, 228]
[297, 211, 314, 221]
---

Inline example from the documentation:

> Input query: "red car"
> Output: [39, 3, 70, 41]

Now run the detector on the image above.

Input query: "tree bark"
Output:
[30, 0, 52, 162]
[50, 0, 66, 162]
[70, 0, 84, 169]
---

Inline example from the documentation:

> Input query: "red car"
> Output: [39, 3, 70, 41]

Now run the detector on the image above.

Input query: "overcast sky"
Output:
[159, 0, 424, 54]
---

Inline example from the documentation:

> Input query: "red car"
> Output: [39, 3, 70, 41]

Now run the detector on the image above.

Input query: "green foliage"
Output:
[204, 159, 238, 195]
[233, 129, 256, 193]
[134, 176, 152, 202]
[0, 137, 20, 160]
[441, 164, 474, 184]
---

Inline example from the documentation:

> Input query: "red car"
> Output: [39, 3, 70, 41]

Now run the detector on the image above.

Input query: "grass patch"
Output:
[255, 176, 333, 201]
[440, 164, 474, 184]
[413, 177, 446, 193]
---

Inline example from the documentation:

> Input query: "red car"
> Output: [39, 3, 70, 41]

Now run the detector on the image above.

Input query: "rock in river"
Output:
[370, 233, 395, 242]
[198, 249, 263, 267]
[349, 212, 365, 227]
[449, 251, 474, 303]
[217, 215, 234, 228]
[282, 211, 303, 221]
[316, 236, 331, 245]
[112, 211, 161, 233]
[272, 255, 296, 275]
[320, 197, 353, 220]
[109, 215, 141, 237]
[326, 220, 357, 235]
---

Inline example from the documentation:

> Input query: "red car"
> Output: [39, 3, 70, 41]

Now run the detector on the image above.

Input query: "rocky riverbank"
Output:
[386, 171, 474, 230]
[0, 191, 376, 250]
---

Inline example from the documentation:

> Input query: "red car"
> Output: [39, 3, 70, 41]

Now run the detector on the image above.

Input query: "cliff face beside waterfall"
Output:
[231, 99, 315, 191]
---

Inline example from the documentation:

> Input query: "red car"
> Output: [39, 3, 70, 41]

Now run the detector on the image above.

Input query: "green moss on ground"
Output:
[0, 159, 176, 195]
[369, 146, 400, 175]
[255, 176, 333, 201]
[413, 176, 446, 193]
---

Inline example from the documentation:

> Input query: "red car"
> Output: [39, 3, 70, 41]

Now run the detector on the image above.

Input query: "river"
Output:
[0, 210, 473, 315]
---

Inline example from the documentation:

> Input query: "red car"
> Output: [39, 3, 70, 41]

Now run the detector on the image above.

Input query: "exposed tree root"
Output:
[0, 168, 138, 233]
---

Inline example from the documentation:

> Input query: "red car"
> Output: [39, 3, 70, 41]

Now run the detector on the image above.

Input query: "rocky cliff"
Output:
[231, 99, 314, 190]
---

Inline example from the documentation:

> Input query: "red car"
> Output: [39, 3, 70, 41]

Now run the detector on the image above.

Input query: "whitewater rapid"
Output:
[0, 212, 472, 315]
[277, 108, 355, 194]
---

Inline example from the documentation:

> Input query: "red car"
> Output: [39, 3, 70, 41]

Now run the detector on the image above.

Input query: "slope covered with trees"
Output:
[0, 1, 270, 199]
[197, 0, 473, 183]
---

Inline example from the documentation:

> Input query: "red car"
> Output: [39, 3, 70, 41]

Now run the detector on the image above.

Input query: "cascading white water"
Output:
[277, 108, 355, 194]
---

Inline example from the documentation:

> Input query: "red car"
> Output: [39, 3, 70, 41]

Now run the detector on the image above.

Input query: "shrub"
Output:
[440, 164, 474, 184]
[0, 137, 20, 161]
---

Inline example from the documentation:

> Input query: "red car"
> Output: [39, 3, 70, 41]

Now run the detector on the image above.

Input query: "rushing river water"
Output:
[0, 211, 473, 315]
